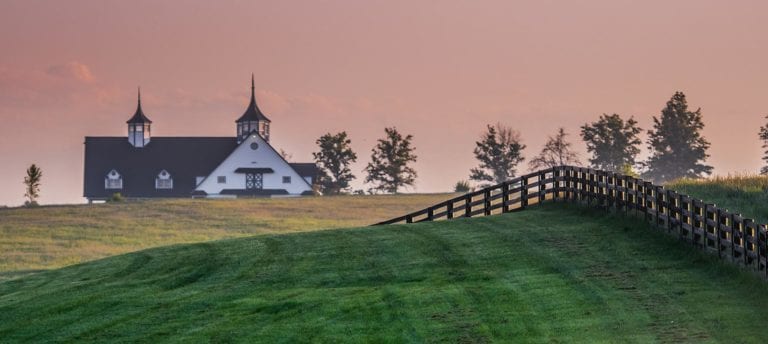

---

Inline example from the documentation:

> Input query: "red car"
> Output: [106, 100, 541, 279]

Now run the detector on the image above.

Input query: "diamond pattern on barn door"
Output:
[245, 173, 263, 190]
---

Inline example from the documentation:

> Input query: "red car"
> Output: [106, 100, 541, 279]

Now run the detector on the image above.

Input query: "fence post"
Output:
[521, 176, 528, 209]
[597, 170, 604, 210]
[539, 170, 546, 205]
[715, 208, 722, 258]
[447, 201, 454, 220]
[502, 181, 510, 213]
[647, 182, 654, 225]
[759, 224, 767, 278]
[465, 196, 471, 218]
[730, 213, 736, 261]
[607, 172, 614, 211]
[577, 168, 583, 203]
[654, 186, 662, 229]
[678, 193, 684, 241]
[634, 179, 640, 217]
[563, 166, 573, 201]
[593, 170, 599, 209]
[587, 168, 595, 206]
[553, 167, 560, 202]
[624, 176, 631, 216]
[744, 219, 752, 267]
[666, 189, 673, 233]
[406, 214, 413, 224]
[695, 200, 703, 248]
[612, 173, 619, 211]
[427, 207, 434, 221]
[642, 182, 649, 223]
[484, 188, 491, 216]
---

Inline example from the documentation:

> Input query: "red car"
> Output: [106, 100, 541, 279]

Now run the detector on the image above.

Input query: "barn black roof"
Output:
[84, 137, 237, 199]
[126, 88, 152, 124]
[236, 74, 271, 123]
[288, 163, 319, 180]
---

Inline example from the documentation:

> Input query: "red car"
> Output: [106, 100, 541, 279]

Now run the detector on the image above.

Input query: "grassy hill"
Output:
[0, 194, 452, 276]
[1, 204, 767, 342]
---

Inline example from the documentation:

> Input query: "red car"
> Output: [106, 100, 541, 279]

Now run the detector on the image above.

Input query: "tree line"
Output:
[18, 91, 766, 203]
[315, 91, 767, 195]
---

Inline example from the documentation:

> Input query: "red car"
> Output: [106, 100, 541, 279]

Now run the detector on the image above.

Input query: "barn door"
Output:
[245, 173, 263, 190]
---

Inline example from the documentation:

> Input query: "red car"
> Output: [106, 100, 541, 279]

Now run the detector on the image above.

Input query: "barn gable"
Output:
[194, 133, 314, 196]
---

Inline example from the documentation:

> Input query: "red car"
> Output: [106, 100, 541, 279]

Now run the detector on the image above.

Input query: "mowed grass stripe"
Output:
[1, 204, 767, 342]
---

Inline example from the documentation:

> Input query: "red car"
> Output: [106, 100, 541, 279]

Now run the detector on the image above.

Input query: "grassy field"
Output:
[668, 174, 768, 223]
[1, 203, 767, 342]
[0, 194, 452, 276]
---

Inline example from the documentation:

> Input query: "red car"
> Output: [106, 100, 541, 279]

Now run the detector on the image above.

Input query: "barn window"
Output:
[155, 170, 173, 189]
[217, 176, 226, 184]
[105, 169, 123, 189]
[282, 176, 291, 184]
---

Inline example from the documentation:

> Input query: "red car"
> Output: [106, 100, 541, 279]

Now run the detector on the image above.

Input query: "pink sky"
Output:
[0, 0, 767, 206]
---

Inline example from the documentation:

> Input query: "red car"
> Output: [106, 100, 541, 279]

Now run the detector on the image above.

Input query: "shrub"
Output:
[454, 180, 472, 193]
[108, 193, 124, 202]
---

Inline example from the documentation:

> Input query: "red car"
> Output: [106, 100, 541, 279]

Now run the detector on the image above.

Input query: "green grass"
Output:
[0, 194, 453, 276]
[668, 174, 768, 223]
[1, 204, 766, 342]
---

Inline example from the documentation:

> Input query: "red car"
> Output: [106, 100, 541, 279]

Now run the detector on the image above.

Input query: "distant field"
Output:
[0, 194, 453, 276]
[1, 204, 766, 342]
[668, 174, 768, 223]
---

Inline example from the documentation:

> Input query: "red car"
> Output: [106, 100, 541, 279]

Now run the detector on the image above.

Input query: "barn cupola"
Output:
[127, 88, 152, 148]
[236, 74, 271, 144]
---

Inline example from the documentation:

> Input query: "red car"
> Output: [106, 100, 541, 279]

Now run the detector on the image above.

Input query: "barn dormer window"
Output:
[155, 170, 173, 189]
[105, 169, 123, 189]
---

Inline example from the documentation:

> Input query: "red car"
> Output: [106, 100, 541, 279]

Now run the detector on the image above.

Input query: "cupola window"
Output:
[127, 88, 152, 148]
[155, 170, 173, 189]
[105, 169, 123, 189]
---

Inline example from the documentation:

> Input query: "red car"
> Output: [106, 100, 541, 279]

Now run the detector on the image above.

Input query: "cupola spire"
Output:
[127, 87, 152, 124]
[236, 74, 271, 143]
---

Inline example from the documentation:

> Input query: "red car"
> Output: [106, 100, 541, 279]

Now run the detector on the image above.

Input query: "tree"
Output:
[580, 114, 642, 172]
[529, 128, 581, 170]
[313, 131, 358, 195]
[23, 164, 42, 207]
[758, 115, 768, 175]
[469, 123, 526, 185]
[364, 127, 418, 193]
[643, 91, 712, 183]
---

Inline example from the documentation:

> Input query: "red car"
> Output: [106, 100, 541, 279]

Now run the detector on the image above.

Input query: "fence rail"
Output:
[373, 165, 768, 278]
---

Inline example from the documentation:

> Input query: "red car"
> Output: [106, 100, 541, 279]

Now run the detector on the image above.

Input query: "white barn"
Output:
[83, 77, 318, 202]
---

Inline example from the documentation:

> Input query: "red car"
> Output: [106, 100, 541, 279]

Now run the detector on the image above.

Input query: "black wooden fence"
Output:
[373, 165, 768, 278]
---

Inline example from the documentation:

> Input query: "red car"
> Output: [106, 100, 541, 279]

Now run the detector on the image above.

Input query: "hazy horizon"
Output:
[1, 0, 767, 206]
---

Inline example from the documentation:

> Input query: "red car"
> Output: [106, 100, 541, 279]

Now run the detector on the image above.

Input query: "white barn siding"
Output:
[195, 134, 312, 195]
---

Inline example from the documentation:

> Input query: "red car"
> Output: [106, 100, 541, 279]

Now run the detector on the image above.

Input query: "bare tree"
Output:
[529, 128, 580, 170]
